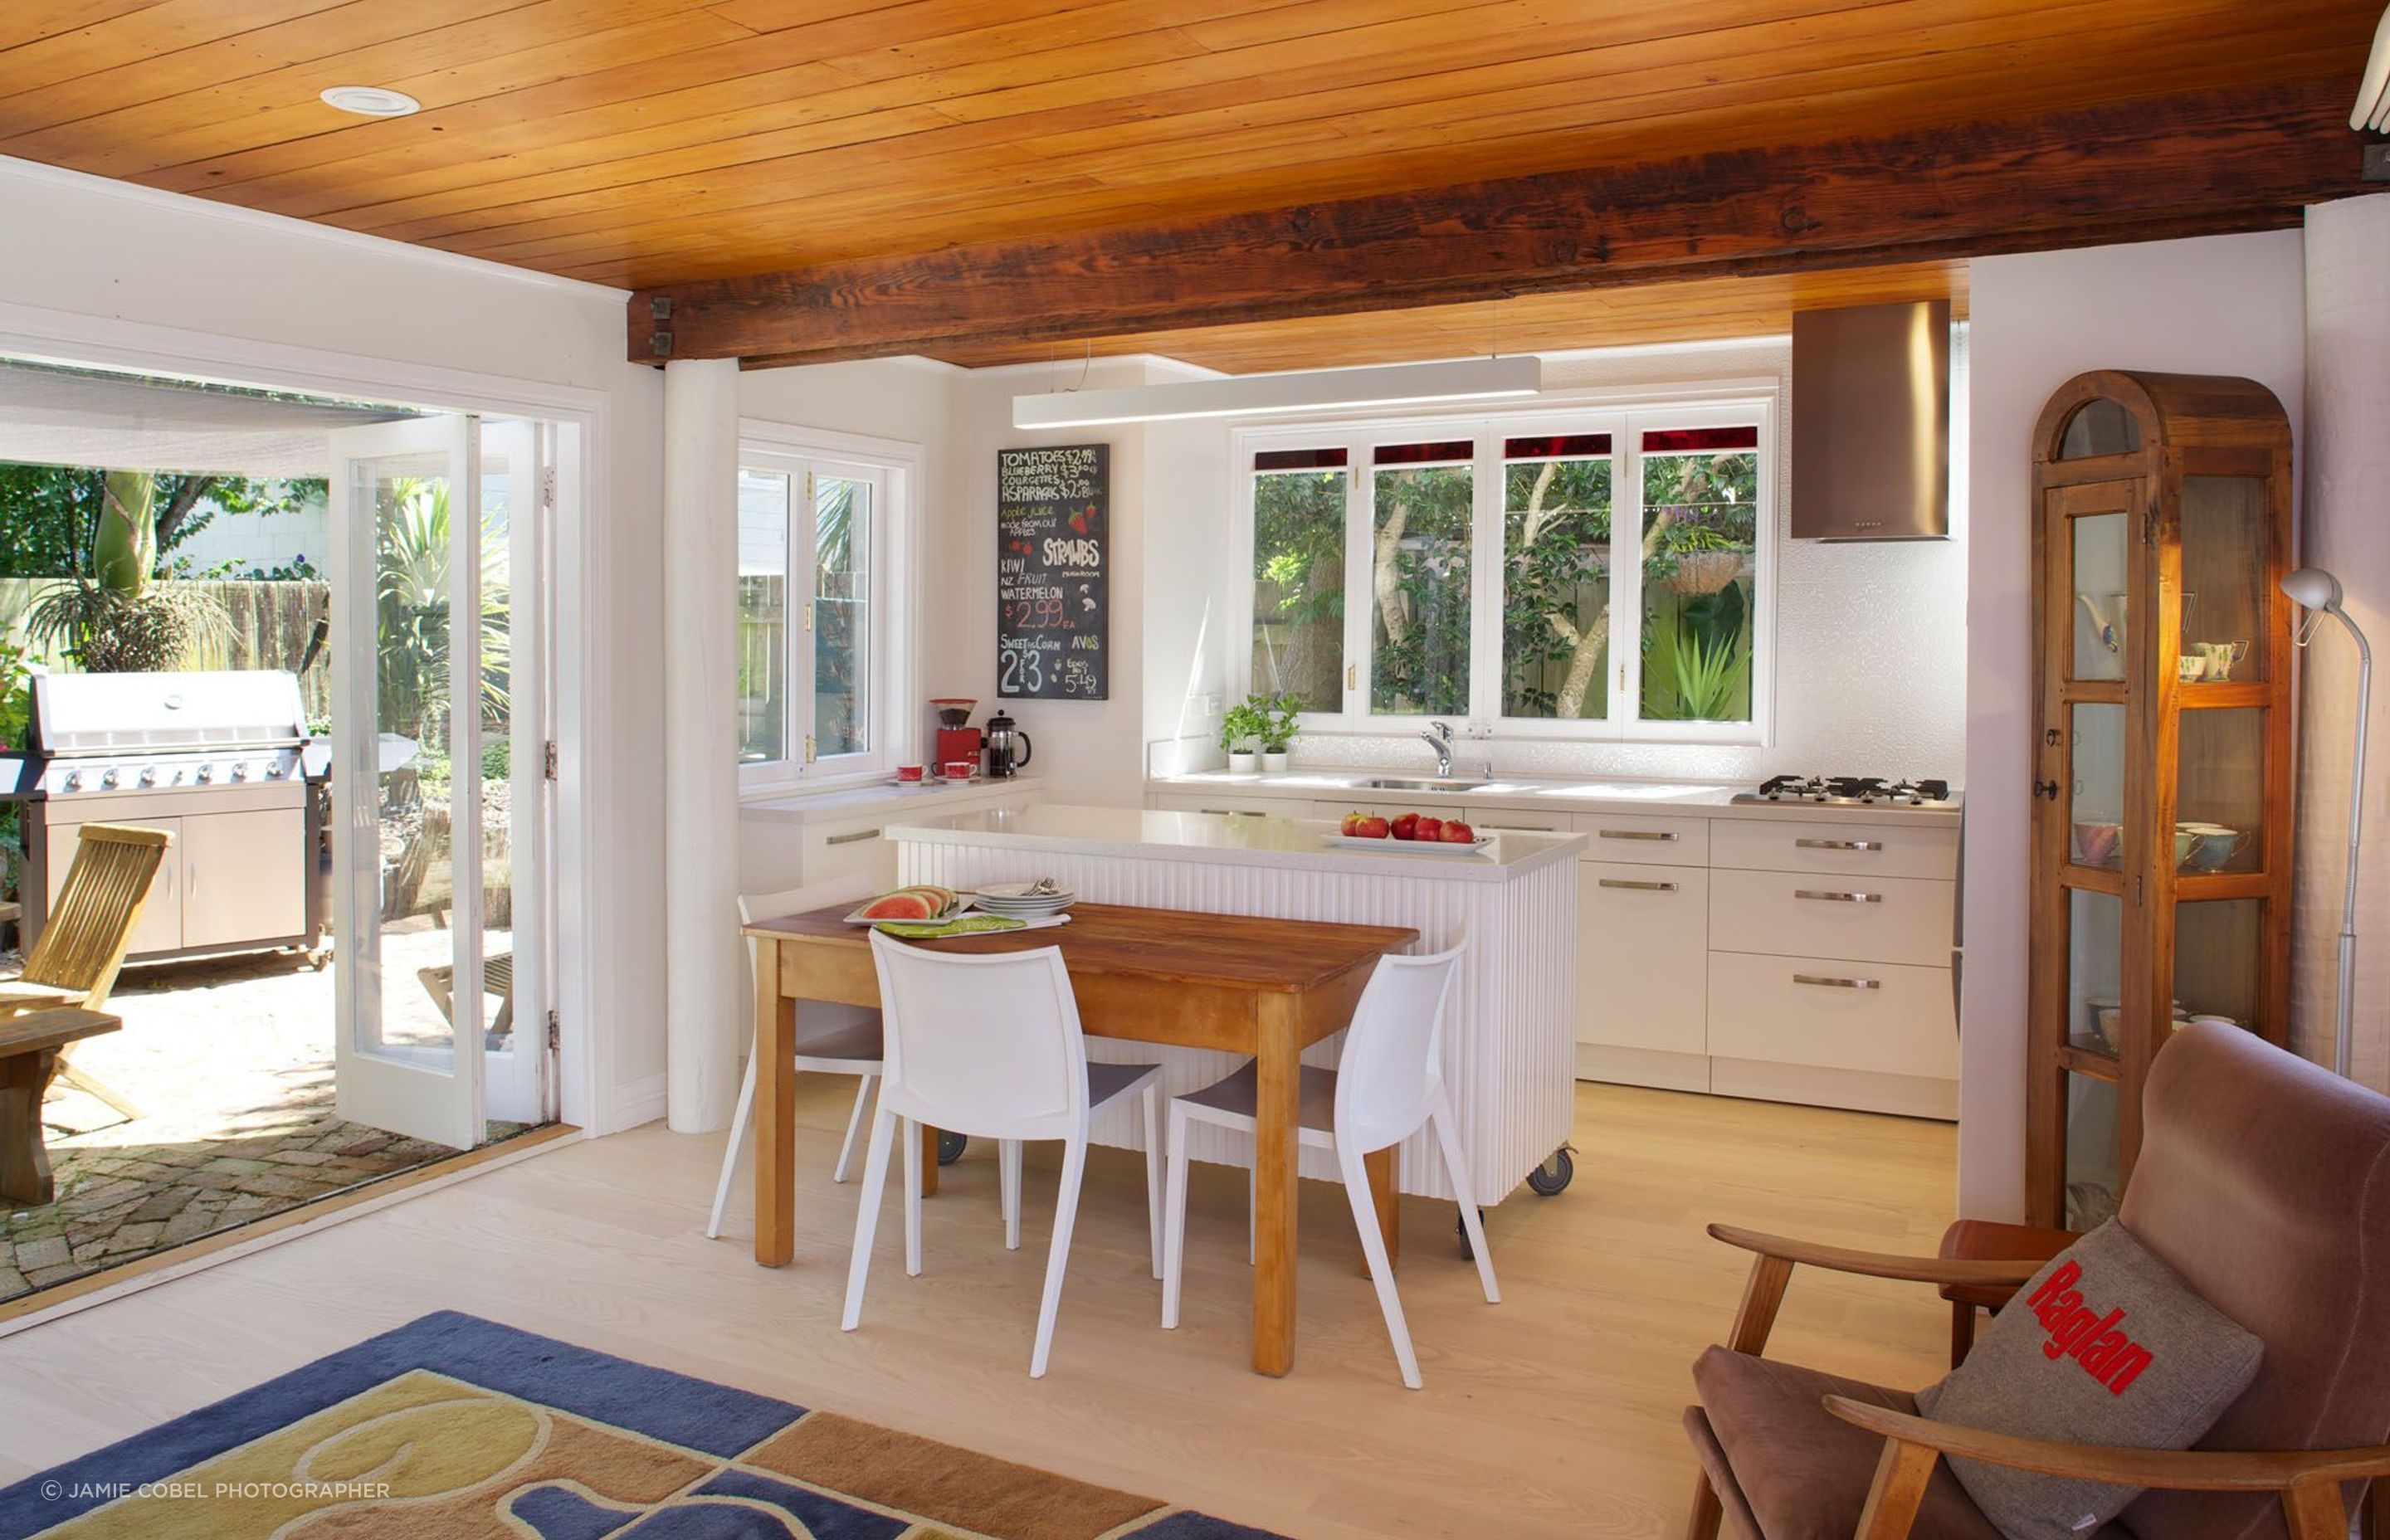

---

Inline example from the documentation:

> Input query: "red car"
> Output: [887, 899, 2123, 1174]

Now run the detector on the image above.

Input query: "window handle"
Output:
[1796, 837, 1882, 851]
[1795, 889, 1880, 904]
[1346, 663, 1357, 690]
[1794, 973, 1880, 990]
[1598, 877, 1678, 892]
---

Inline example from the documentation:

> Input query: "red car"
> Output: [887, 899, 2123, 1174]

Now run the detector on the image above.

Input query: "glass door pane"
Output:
[2173, 898, 2265, 1037]
[2067, 703, 2125, 870]
[329, 415, 484, 1152]
[2066, 1073, 2124, 1229]
[736, 470, 791, 768]
[1251, 462, 1347, 712]
[1638, 431, 1758, 724]
[2177, 708, 2267, 875]
[2178, 477, 2269, 685]
[2069, 888, 2124, 1057]
[477, 420, 545, 1128]
[2070, 511, 2129, 682]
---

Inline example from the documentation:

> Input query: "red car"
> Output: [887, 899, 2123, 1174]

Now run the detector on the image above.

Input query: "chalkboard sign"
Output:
[996, 444, 1110, 700]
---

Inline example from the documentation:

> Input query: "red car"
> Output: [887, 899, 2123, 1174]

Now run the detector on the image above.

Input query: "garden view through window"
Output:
[1246, 407, 1767, 736]
[737, 449, 894, 784]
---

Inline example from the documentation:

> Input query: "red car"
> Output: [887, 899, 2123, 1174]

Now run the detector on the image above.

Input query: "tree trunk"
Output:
[1547, 506, 1675, 718]
[93, 470, 156, 595]
[1373, 497, 1410, 646]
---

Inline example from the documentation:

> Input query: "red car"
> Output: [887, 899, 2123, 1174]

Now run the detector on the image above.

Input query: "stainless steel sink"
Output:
[1359, 777, 1491, 793]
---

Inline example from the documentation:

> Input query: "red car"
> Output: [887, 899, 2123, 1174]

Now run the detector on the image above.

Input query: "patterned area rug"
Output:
[0, 1313, 1286, 1539]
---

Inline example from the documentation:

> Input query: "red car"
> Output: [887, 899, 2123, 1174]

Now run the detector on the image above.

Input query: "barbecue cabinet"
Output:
[2027, 370, 2295, 1230]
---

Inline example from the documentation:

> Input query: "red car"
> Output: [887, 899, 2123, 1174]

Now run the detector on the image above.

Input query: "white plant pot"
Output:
[1261, 752, 1290, 772]
[1227, 752, 1260, 774]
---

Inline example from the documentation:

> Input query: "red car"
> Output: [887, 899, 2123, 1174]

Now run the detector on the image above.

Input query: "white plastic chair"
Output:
[706, 874, 886, 1239]
[1158, 942, 1498, 1389]
[844, 930, 1164, 1378]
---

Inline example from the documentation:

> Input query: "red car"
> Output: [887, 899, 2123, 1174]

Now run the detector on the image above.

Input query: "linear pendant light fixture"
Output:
[1012, 356, 1543, 430]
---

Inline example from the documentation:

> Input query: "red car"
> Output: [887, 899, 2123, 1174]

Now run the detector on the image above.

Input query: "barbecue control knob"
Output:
[196, 764, 212, 784]
[100, 768, 120, 789]
[139, 767, 157, 787]
[265, 762, 284, 779]
[62, 770, 81, 792]
[230, 763, 247, 782]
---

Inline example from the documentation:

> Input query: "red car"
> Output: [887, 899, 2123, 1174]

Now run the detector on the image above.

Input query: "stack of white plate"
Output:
[973, 880, 1076, 918]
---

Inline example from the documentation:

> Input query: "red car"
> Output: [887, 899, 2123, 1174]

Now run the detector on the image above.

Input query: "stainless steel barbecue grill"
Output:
[1, 670, 330, 962]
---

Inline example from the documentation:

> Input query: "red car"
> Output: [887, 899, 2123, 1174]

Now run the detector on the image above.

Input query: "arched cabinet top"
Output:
[2032, 370, 2290, 468]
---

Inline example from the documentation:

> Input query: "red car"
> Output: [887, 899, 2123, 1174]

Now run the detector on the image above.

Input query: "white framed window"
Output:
[1236, 388, 1775, 744]
[737, 427, 916, 790]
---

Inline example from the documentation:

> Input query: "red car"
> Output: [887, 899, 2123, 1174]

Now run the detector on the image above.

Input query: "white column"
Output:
[2299, 195, 2390, 1092]
[663, 358, 743, 1131]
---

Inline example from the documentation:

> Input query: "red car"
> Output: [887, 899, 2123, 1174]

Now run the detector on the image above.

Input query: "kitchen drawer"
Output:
[1569, 811, 1710, 867]
[802, 817, 899, 887]
[1578, 863, 1707, 1055]
[1707, 951, 1958, 1080]
[1166, 793, 1316, 819]
[1711, 871, 1954, 967]
[1710, 816, 1958, 880]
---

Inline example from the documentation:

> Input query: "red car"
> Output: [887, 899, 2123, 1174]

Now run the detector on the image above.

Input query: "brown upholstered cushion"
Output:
[2114, 1022, 2390, 1540]
[1915, 1221, 2262, 1540]
[1690, 1347, 2007, 1540]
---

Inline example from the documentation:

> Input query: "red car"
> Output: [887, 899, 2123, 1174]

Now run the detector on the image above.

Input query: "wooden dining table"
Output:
[741, 900, 1419, 1376]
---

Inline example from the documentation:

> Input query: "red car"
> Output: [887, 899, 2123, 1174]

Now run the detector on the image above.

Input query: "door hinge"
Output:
[802, 602, 814, 632]
[544, 740, 558, 781]
[546, 1008, 560, 1050]
[539, 466, 557, 510]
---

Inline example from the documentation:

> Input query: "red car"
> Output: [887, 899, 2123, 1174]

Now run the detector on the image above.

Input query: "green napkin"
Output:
[873, 914, 1029, 939]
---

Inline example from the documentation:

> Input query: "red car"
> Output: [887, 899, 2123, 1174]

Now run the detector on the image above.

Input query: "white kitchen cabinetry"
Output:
[739, 781, 1045, 894]
[1150, 790, 1319, 820]
[1577, 862, 1709, 1091]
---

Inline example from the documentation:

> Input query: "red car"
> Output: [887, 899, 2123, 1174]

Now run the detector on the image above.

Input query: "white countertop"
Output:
[1154, 768, 1963, 826]
[742, 775, 1044, 825]
[888, 802, 1586, 881]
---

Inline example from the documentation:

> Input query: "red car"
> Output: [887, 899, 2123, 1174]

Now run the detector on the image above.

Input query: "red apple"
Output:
[1415, 816, 1444, 841]
[1354, 815, 1391, 839]
[1440, 820, 1476, 843]
[1340, 811, 1364, 836]
[1391, 812, 1420, 841]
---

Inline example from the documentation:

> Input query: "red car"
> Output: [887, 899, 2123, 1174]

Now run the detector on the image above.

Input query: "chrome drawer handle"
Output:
[825, 827, 883, 846]
[1599, 829, 1677, 841]
[1794, 889, 1881, 904]
[1796, 837, 1883, 851]
[1794, 973, 1880, 991]
[1201, 808, 1266, 817]
[1598, 878, 1679, 892]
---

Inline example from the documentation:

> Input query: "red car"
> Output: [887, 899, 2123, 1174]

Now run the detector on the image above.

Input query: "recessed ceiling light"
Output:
[319, 85, 420, 118]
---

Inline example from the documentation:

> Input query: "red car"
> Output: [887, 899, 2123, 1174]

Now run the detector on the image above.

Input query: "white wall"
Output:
[1958, 230, 2308, 1219]
[0, 155, 670, 1132]
[2297, 194, 2390, 1091]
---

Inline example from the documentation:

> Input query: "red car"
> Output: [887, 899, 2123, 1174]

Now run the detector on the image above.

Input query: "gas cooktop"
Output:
[1729, 774, 1958, 810]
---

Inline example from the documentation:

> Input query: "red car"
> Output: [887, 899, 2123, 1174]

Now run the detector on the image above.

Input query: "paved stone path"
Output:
[4, 936, 528, 1304]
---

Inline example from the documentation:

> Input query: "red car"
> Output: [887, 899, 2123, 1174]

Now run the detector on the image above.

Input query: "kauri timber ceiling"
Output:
[0, 1, 2376, 369]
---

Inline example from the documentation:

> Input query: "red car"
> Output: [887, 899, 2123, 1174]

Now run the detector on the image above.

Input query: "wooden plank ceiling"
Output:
[0, 1, 2376, 370]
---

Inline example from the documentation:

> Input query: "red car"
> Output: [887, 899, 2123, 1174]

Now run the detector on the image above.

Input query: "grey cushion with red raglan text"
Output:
[1913, 1220, 2263, 1540]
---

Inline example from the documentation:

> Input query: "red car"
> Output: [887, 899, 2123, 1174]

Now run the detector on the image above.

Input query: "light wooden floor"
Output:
[0, 1079, 1958, 1539]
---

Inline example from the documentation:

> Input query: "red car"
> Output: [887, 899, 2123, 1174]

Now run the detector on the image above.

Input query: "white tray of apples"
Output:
[1325, 810, 1493, 854]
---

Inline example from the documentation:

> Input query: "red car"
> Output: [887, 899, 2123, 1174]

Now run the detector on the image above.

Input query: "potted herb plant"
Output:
[1257, 691, 1301, 772]
[1219, 699, 1268, 773]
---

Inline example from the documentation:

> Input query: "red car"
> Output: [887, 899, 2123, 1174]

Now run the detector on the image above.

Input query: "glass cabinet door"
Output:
[2071, 510, 2130, 684]
[2177, 476, 2270, 686]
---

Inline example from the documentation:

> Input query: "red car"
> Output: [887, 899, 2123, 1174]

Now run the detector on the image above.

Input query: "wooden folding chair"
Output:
[1, 823, 173, 1120]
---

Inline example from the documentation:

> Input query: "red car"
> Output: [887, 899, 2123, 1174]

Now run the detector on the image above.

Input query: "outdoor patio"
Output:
[4, 925, 528, 1304]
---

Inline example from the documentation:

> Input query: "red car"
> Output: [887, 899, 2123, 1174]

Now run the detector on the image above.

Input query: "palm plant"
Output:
[24, 469, 228, 672]
[375, 477, 510, 748]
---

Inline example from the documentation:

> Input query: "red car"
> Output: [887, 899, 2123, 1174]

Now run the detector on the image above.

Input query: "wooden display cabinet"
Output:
[2027, 371, 2294, 1230]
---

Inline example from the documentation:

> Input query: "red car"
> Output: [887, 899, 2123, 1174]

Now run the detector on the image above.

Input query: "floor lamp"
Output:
[2282, 567, 2371, 1079]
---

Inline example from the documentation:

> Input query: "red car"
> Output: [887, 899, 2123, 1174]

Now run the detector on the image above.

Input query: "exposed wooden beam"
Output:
[630, 77, 2368, 367]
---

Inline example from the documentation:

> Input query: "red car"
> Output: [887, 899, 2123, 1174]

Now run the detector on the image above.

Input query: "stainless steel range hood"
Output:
[1790, 299, 1951, 541]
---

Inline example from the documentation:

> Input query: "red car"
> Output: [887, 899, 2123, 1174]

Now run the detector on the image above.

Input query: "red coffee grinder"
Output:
[930, 698, 982, 777]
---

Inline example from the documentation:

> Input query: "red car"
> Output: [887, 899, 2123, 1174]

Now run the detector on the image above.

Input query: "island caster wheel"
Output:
[1526, 1147, 1574, 1196]
[1456, 1208, 1488, 1259]
[937, 1131, 968, 1166]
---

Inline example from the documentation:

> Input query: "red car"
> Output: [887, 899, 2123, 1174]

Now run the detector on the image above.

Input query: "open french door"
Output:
[326, 414, 551, 1148]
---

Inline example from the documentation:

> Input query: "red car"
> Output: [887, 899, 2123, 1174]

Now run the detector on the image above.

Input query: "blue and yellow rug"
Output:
[0, 1312, 1285, 1539]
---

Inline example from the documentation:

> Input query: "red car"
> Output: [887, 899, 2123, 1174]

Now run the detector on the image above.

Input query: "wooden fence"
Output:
[0, 578, 332, 722]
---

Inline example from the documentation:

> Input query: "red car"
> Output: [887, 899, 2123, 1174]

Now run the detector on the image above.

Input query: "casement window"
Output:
[737, 436, 910, 787]
[1240, 396, 1773, 743]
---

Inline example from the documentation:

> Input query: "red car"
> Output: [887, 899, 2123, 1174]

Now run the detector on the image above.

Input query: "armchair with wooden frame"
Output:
[0, 823, 172, 1119]
[1683, 1021, 2390, 1540]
